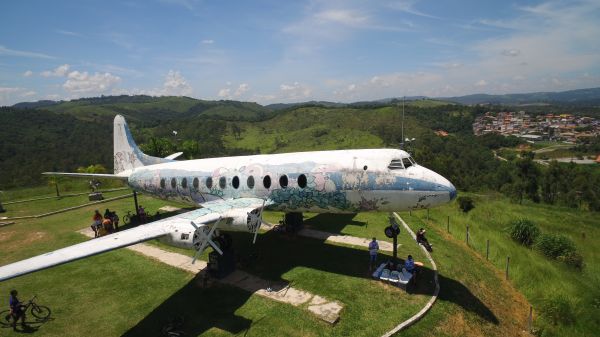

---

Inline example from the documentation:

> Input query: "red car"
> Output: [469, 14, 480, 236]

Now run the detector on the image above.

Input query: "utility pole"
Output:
[401, 96, 405, 149]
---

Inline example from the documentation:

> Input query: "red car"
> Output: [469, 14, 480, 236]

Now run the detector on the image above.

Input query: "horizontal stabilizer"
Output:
[164, 152, 183, 160]
[42, 172, 129, 180]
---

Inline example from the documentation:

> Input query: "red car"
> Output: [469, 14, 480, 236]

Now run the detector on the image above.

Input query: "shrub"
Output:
[534, 233, 576, 260]
[508, 219, 540, 246]
[557, 251, 585, 270]
[457, 196, 474, 213]
[539, 295, 576, 326]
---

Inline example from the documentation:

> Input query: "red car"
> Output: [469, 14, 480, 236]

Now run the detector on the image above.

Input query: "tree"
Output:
[515, 151, 540, 203]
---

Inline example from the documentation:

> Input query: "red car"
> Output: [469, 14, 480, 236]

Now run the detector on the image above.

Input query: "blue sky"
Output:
[1, 0, 599, 105]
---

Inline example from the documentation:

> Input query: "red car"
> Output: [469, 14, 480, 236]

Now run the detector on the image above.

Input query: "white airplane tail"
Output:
[113, 115, 173, 174]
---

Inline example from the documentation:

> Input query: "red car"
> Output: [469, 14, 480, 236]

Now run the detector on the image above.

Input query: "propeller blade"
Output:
[252, 199, 267, 244]
[190, 217, 223, 264]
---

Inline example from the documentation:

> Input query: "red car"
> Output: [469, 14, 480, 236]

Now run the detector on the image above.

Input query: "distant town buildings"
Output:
[472, 111, 600, 143]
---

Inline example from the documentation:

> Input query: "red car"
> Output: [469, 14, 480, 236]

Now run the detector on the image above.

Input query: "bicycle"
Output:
[0, 296, 51, 327]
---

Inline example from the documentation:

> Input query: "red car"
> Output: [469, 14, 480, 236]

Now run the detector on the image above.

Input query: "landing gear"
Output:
[276, 212, 303, 233]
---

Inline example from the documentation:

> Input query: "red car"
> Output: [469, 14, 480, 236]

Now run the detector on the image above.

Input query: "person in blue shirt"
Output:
[9, 290, 26, 331]
[404, 255, 415, 273]
[368, 238, 379, 271]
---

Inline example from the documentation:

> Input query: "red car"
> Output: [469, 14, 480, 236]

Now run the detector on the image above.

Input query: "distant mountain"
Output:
[265, 101, 346, 110]
[12, 100, 61, 109]
[441, 87, 600, 106]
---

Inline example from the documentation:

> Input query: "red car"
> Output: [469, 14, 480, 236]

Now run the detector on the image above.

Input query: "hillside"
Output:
[443, 87, 600, 106]
[0, 107, 112, 187]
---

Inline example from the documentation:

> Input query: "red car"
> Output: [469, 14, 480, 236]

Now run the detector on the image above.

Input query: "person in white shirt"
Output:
[368, 237, 379, 270]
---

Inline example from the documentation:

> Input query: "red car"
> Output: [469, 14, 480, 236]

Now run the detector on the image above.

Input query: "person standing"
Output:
[91, 210, 102, 238]
[9, 290, 26, 331]
[368, 237, 379, 271]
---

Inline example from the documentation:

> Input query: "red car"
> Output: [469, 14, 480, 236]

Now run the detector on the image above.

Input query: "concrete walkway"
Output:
[297, 227, 399, 252]
[77, 227, 343, 324]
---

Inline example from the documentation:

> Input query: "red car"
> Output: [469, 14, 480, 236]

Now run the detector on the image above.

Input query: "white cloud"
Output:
[0, 87, 23, 105]
[386, 0, 439, 19]
[218, 83, 250, 99]
[501, 49, 521, 57]
[0, 87, 21, 93]
[21, 91, 36, 97]
[63, 71, 121, 93]
[201, 39, 214, 44]
[0, 45, 54, 59]
[279, 82, 312, 100]
[162, 70, 192, 96]
[475, 79, 488, 87]
[314, 10, 369, 26]
[41, 64, 70, 77]
[218, 88, 231, 98]
[23, 70, 33, 77]
[56, 29, 82, 37]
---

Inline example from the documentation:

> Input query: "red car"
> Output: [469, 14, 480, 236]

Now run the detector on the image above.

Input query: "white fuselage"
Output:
[128, 149, 456, 218]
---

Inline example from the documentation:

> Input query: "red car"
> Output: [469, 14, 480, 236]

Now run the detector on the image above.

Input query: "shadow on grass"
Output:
[121, 277, 253, 337]
[303, 213, 366, 234]
[0, 316, 54, 334]
[407, 266, 499, 325]
[122, 226, 498, 335]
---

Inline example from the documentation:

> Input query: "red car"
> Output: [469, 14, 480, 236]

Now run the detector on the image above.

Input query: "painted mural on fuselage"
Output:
[128, 148, 456, 213]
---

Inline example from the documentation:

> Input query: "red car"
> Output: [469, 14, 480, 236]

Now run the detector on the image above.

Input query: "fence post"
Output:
[486, 239, 490, 260]
[466, 224, 470, 245]
[447, 216, 450, 233]
[527, 305, 533, 332]
[506, 256, 510, 280]
[427, 208, 429, 220]
[409, 210, 412, 216]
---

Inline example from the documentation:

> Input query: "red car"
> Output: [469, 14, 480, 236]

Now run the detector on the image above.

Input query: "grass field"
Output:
[1, 186, 538, 336]
[409, 192, 599, 337]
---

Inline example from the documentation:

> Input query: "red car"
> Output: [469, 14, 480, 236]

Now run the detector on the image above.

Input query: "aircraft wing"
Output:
[0, 197, 271, 282]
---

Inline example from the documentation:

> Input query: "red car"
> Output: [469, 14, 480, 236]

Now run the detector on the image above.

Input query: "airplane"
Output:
[0, 115, 456, 282]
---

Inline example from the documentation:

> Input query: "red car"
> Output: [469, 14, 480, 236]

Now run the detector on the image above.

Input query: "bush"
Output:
[457, 196, 474, 213]
[539, 295, 576, 326]
[534, 233, 576, 260]
[508, 219, 540, 246]
[557, 251, 585, 270]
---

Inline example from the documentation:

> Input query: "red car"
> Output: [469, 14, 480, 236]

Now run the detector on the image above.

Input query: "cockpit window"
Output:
[388, 159, 404, 170]
[388, 156, 417, 170]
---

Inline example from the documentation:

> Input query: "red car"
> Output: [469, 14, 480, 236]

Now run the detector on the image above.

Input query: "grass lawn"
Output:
[1, 185, 538, 336]
[410, 192, 600, 337]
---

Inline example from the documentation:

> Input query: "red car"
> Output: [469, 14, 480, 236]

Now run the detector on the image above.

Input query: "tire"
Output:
[0, 310, 12, 327]
[31, 305, 51, 320]
[123, 214, 131, 225]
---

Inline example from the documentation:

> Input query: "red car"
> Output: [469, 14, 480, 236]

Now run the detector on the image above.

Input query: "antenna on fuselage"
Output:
[401, 96, 405, 149]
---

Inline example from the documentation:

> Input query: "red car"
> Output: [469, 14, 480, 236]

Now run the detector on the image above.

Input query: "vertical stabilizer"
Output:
[113, 115, 172, 174]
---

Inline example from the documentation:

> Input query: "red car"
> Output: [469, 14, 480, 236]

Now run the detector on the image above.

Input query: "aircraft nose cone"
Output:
[449, 183, 457, 201]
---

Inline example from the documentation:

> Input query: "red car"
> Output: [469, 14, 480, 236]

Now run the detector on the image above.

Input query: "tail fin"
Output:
[113, 115, 172, 174]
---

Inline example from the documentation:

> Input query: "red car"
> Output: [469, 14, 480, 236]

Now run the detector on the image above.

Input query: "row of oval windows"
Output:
[160, 174, 308, 191]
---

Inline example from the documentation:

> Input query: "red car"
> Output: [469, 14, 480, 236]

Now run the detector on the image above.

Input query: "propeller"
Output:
[252, 199, 267, 244]
[191, 217, 223, 264]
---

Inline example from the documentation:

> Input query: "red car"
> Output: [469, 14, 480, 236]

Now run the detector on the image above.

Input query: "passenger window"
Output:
[263, 175, 271, 189]
[206, 177, 213, 189]
[232, 176, 240, 189]
[171, 178, 176, 188]
[160, 178, 166, 189]
[193, 177, 199, 189]
[297, 174, 307, 188]
[219, 176, 226, 189]
[279, 175, 288, 188]
[181, 178, 188, 189]
[247, 176, 255, 189]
